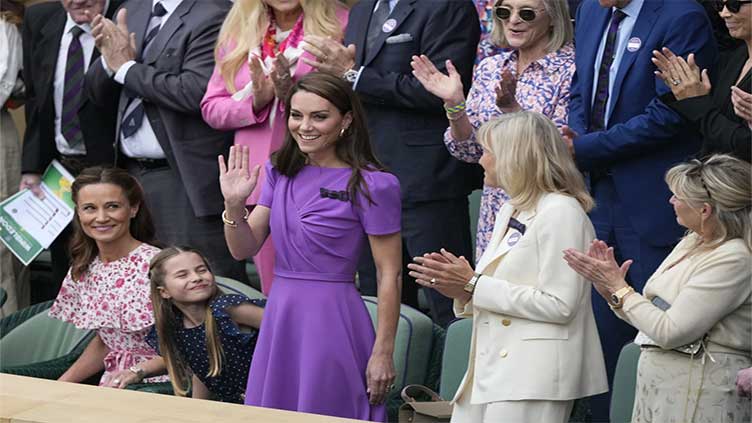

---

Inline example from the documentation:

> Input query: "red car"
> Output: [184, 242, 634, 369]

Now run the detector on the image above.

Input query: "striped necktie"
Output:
[121, 2, 167, 139]
[61, 26, 85, 149]
[366, 0, 390, 55]
[589, 9, 626, 132]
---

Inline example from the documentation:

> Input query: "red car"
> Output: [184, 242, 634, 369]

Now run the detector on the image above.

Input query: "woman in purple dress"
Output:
[218, 72, 401, 422]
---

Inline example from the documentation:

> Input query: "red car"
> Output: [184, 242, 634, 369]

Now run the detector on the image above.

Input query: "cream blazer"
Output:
[453, 193, 608, 404]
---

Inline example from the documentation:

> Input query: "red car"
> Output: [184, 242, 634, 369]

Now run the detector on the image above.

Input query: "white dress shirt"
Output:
[0, 19, 22, 106]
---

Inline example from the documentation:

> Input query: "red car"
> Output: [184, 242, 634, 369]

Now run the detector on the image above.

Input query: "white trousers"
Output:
[450, 394, 574, 423]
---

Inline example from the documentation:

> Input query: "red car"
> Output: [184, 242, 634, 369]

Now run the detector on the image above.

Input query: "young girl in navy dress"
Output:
[110, 246, 264, 403]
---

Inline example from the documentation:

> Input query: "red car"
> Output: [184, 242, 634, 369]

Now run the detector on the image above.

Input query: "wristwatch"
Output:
[463, 273, 482, 295]
[128, 365, 145, 381]
[610, 286, 635, 309]
[342, 68, 359, 84]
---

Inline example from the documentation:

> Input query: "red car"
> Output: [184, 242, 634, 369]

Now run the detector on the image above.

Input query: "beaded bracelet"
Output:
[443, 100, 466, 114]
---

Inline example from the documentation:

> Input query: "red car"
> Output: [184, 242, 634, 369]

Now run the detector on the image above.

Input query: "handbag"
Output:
[633, 296, 705, 355]
[398, 384, 453, 423]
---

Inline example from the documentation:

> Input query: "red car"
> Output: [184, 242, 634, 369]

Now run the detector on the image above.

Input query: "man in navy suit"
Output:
[301, 0, 482, 326]
[563, 0, 716, 419]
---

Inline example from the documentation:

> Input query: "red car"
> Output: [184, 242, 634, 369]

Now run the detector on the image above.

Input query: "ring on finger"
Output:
[113, 379, 120, 384]
[430, 278, 437, 285]
[672, 79, 681, 86]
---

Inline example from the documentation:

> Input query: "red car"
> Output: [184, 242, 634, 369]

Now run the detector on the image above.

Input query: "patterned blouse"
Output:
[444, 44, 576, 260]
[473, 0, 504, 63]
[49, 243, 167, 386]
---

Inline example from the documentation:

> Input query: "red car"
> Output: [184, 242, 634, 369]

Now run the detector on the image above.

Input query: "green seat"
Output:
[439, 318, 473, 400]
[215, 276, 265, 300]
[610, 342, 641, 423]
[0, 301, 94, 379]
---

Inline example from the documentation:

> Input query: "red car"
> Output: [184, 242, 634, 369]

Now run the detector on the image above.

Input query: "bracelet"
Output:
[222, 208, 250, 228]
[443, 100, 466, 114]
[446, 110, 467, 121]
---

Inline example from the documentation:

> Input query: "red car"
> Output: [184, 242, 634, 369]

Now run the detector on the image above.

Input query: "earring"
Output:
[339, 127, 346, 138]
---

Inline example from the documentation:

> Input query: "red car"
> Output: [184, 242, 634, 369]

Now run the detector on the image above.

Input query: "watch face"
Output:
[610, 294, 619, 305]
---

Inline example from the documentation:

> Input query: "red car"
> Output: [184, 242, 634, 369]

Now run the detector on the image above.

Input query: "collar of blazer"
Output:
[133, 0, 196, 65]
[357, 0, 418, 67]
[475, 201, 537, 273]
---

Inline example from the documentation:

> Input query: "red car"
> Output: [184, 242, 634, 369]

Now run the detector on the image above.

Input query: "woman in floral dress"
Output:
[49, 167, 166, 387]
[412, 0, 575, 260]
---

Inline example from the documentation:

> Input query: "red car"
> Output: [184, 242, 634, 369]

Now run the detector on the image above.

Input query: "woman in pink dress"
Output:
[49, 167, 166, 387]
[201, 1, 348, 294]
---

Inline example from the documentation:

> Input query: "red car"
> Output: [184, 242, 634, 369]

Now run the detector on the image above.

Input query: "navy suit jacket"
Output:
[568, 0, 717, 246]
[344, 0, 483, 203]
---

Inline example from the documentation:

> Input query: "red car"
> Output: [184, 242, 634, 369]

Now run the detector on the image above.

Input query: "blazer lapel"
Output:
[129, 2, 151, 59]
[476, 207, 536, 274]
[580, 6, 612, 126]
[363, 0, 416, 67]
[144, 0, 193, 65]
[610, 0, 660, 109]
[352, 0, 376, 66]
[37, 10, 67, 109]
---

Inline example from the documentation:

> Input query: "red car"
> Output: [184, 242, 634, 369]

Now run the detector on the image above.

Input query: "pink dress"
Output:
[48, 243, 166, 386]
[200, 8, 349, 294]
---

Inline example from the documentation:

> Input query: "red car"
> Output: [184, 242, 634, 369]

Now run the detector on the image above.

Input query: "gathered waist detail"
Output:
[274, 269, 355, 283]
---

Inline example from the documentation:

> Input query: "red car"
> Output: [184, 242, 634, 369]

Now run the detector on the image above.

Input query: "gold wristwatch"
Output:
[610, 286, 635, 309]
[463, 273, 482, 295]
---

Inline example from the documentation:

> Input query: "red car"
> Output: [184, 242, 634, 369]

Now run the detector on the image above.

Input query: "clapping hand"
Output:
[495, 69, 521, 113]
[218, 145, 260, 208]
[407, 249, 474, 301]
[652, 48, 710, 100]
[730, 86, 752, 125]
[91, 9, 136, 73]
[563, 240, 632, 300]
[410, 55, 465, 106]
[249, 56, 274, 112]
[300, 35, 356, 77]
[270, 54, 294, 103]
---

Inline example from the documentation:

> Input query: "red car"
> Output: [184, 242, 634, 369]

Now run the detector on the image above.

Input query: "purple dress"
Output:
[244, 162, 401, 422]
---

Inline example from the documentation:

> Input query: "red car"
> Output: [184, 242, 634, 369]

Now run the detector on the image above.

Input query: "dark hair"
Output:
[1, 0, 24, 25]
[70, 167, 157, 281]
[149, 246, 224, 397]
[271, 72, 385, 205]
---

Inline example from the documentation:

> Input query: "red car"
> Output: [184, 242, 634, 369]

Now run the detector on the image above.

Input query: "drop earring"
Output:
[339, 127, 346, 138]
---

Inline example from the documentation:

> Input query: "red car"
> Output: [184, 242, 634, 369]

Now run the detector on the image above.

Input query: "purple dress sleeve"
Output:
[257, 161, 278, 208]
[355, 171, 401, 236]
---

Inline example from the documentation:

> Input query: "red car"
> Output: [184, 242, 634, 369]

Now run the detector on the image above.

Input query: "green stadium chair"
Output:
[438, 318, 472, 400]
[610, 342, 641, 423]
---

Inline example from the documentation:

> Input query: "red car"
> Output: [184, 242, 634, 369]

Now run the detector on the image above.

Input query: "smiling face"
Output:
[497, 0, 552, 53]
[61, 0, 106, 25]
[76, 183, 137, 247]
[287, 90, 352, 161]
[157, 252, 217, 306]
[720, 3, 752, 41]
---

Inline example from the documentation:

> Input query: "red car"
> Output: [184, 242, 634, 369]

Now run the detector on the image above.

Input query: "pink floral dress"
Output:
[444, 44, 575, 261]
[49, 243, 167, 386]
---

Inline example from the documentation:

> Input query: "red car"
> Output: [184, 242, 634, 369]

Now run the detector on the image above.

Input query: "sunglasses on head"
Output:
[712, 0, 752, 13]
[494, 6, 542, 22]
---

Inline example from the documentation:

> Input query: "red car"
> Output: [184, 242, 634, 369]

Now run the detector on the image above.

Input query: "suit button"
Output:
[502, 319, 511, 326]
[499, 349, 508, 358]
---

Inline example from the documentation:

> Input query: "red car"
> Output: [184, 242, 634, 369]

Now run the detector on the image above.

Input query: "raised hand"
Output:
[218, 145, 260, 208]
[495, 69, 521, 113]
[410, 55, 465, 105]
[652, 48, 710, 100]
[270, 54, 293, 103]
[300, 35, 356, 77]
[731, 86, 752, 125]
[249, 56, 274, 112]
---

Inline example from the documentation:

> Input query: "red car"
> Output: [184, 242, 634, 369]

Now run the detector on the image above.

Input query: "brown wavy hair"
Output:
[149, 246, 224, 397]
[70, 167, 157, 281]
[272, 72, 386, 205]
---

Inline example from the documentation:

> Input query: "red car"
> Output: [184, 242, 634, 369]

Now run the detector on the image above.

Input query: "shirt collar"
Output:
[616, 0, 644, 19]
[153, 0, 183, 16]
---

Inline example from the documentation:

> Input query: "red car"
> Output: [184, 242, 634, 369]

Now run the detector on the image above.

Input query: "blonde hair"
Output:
[149, 247, 225, 397]
[478, 112, 593, 212]
[215, 0, 344, 93]
[665, 155, 752, 253]
[490, 0, 573, 52]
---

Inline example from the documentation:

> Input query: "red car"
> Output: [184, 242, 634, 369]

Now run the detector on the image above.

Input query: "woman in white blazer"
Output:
[408, 111, 608, 422]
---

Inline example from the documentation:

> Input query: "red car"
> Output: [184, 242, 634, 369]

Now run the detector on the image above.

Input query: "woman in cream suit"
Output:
[408, 111, 608, 422]
[565, 155, 752, 422]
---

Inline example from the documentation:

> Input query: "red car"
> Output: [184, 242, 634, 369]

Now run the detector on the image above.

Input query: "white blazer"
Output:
[453, 193, 608, 404]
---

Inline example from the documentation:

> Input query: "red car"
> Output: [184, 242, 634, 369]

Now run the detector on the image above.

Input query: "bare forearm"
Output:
[223, 202, 263, 259]
[59, 333, 108, 383]
[372, 271, 400, 356]
[449, 114, 474, 142]
[136, 356, 167, 379]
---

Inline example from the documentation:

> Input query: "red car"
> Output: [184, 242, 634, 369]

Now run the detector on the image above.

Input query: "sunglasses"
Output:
[712, 0, 752, 13]
[494, 6, 544, 22]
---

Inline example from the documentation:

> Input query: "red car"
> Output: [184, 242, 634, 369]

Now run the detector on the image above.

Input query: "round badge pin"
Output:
[382, 18, 397, 33]
[507, 232, 521, 247]
[627, 37, 641, 52]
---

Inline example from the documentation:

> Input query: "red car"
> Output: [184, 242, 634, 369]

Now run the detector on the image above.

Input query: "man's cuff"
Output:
[114, 61, 137, 85]
[352, 66, 365, 91]
[101, 56, 115, 78]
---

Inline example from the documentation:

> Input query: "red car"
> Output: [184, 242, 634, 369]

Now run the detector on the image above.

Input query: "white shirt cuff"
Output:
[100, 56, 114, 78]
[114, 60, 137, 85]
[352, 66, 365, 91]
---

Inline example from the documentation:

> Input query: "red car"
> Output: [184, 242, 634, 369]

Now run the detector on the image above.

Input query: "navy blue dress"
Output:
[146, 294, 264, 403]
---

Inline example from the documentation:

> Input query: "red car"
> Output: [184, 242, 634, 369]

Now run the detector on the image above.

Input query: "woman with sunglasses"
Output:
[411, 0, 574, 261]
[564, 154, 752, 423]
[652, 0, 751, 162]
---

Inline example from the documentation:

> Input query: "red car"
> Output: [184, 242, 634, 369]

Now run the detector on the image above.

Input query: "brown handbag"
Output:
[397, 384, 453, 423]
